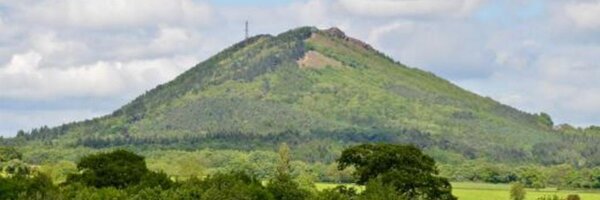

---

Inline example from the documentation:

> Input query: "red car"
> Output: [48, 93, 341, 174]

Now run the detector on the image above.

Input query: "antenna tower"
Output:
[245, 21, 249, 39]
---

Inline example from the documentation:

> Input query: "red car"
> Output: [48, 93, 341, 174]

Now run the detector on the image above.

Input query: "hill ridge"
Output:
[14, 26, 598, 166]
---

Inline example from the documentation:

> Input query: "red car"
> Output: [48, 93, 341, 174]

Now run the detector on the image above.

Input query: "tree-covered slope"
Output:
[14, 27, 600, 165]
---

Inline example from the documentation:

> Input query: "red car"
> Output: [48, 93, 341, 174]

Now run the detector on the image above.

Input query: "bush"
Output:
[536, 195, 560, 200]
[510, 183, 526, 200]
[0, 147, 22, 162]
[201, 172, 274, 200]
[314, 186, 357, 200]
[266, 175, 310, 200]
[0, 173, 57, 200]
[137, 171, 173, 190]
[566, 194, 581, 200]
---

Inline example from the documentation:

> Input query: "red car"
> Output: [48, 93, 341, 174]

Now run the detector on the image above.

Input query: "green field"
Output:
[315, 182, 364, 191]
[453, 182, 600, 200]
[316, 182, 600, 200]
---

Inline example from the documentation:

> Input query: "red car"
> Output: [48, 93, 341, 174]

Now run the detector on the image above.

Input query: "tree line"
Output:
[0, 144, 455, 200]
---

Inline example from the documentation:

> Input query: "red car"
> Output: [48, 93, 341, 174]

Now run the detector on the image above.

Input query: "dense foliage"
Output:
[66, 150, 150, 188]
[0, 147, 21, 162]
[0, 145, 463, 200]
[338, 144, 455, 200]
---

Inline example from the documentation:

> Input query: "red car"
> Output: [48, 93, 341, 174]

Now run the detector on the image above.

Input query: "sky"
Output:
[0, 0, 599, 136]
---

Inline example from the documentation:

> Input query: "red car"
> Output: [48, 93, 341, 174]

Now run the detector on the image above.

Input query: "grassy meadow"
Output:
[316, 182, 600, 200]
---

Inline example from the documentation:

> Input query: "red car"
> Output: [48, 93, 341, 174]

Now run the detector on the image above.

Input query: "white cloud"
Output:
[28, 32, 90, 66]
[30, 33, 87, 56]
[0, 51, 197, 100]
[150, 27, 192, 53]
[564, 1, 600, 29]
[293, 0, 333, 26]
[336, 0, 485, 17]
[365, 21, 494, 79]
[2, 51, 43, 75]
[14, 0, 213, 28]
[367, 21, 415, 45]
[479, 43, 600, 126]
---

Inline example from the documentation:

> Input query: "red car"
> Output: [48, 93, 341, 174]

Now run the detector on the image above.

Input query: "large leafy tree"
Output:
[338, 144, 456, 200]
[67, 149, 149, 188]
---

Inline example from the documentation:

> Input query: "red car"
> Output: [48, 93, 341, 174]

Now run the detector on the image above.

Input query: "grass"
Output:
[453, 182, 600, 200]
[316, 182, 600, 200]
[315, 182, 364, 192]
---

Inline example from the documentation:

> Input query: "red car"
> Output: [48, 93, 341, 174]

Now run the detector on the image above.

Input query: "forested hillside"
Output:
[8, 27, 600, 167]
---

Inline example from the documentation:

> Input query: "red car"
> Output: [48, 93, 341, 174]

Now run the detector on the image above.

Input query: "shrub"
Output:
[566, 194, 581, 200]
[510, 183, 526, 200]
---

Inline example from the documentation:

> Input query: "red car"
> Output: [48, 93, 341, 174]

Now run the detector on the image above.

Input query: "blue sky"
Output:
[0, 0, 600, 136]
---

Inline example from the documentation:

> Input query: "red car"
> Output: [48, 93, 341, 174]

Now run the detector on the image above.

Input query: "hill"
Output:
[10, 27, 600, 166]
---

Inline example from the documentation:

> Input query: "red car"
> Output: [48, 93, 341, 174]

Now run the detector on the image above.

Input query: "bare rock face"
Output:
[323, 27, 373, 51]
[324, 27, 347, 38]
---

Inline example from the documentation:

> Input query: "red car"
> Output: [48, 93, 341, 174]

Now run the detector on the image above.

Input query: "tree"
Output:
[267, 143, 311, 200]
[537, 112, 554, 127]
[360, 179, 406, 200]
[66, 149, 149, 188]
[510, 182, 526, 200]
[15, 130, 26, 138]
[337, 144, 456, 200]
[277, 143, 291, 178]
[519, 167, 547, 189]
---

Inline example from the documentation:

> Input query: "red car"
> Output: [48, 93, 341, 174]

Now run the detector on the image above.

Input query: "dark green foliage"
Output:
[0, 146, 22, 162]
[267, 175, 310, 200]
[314, 186, 358, 200]
[0, 143, 458, 200]
[137, 171, 173, 190]
[338, 144, 456, 200]
[1, 160, 32, 176]
[58, 183, 128, 200]
[360, 179, 405, 200]
[0, 173, 56, 200]
[537, 112, 554, 127]
[338, 144, 436, 184]
[200, 172, 274, 200]
[67, 149, 149, 188]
